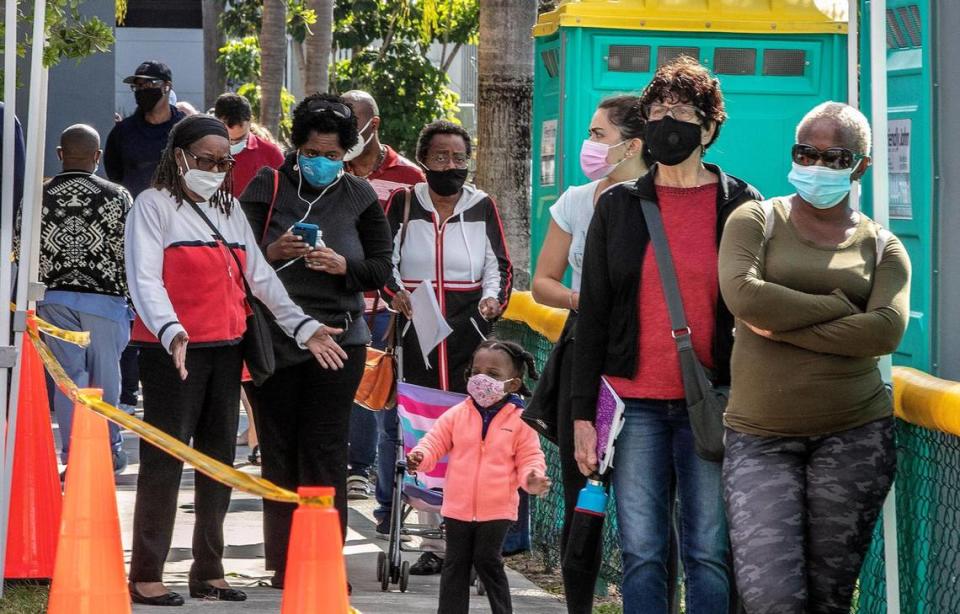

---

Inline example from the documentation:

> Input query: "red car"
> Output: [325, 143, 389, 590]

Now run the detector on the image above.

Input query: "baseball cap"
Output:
[122, 60, 173, 84]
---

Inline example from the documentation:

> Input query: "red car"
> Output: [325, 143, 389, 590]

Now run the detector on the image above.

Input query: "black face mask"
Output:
[134, 88, 164, 113]
[644, 116, 704, 166]
[425, 168, 468, 197]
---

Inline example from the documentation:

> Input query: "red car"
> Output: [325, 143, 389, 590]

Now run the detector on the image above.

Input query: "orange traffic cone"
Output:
[47, 389, 130, 614]
[281, 486, 350, 614]
[4, 321, 63, 579]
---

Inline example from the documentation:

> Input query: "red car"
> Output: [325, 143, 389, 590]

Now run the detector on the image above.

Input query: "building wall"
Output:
[113, 28, 205, 118]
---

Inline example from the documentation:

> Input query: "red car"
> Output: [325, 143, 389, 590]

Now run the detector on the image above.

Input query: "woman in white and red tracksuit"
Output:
[382, 120, 513, 396]
[124, 115, 346, 606]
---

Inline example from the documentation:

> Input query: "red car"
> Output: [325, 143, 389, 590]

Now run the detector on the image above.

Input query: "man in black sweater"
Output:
[104, 60, 185, 414]
[38, 124, 133, 473]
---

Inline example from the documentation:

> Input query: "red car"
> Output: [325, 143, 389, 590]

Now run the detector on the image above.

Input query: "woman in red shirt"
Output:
[571, 57, 761, 613]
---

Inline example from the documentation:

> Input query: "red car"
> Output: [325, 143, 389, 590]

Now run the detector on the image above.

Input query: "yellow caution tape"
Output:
[501, 291, 569, 344]
[27, 326, 299, 504]
[8, 304, 90, 346]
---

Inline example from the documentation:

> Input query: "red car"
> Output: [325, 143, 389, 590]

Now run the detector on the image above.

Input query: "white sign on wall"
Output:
[888, 118, 912, 220]
[540, 119, 557, 187]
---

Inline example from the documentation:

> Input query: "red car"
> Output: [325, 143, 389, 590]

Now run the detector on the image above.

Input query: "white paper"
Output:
[409, 281, 453, 369]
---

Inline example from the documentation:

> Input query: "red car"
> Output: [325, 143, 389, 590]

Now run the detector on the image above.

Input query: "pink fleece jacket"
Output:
[412, 398, 547, 522]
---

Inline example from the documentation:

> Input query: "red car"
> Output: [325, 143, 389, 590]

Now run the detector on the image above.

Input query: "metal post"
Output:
[848, 0, 861, 210]
[0, 0, 48, 588]
[0, 0, 19, 596]
[869, 0, 900, 612]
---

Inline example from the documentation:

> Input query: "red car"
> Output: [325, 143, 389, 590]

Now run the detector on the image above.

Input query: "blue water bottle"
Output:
[562, 479, 607, 574]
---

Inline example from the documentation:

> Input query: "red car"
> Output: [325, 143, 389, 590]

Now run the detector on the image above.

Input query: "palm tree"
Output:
[304, 0, 335, 95]
[202, 0, 226, 110]
[259, 0, 287, 135]
[475, 0, 538, 288]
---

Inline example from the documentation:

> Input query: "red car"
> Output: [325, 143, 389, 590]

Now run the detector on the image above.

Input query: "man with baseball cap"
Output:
[104, 60, 185, 417]
[104, 60, 185, 199]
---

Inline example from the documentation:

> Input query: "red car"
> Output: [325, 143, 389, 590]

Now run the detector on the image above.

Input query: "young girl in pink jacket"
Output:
[407, 339, 551, 614]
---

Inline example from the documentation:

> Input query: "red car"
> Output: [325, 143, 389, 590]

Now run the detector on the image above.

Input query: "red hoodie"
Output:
[412, 398, 546, 522]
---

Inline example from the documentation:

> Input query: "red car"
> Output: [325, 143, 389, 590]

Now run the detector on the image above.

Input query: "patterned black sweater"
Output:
[38, 171, 132, 297]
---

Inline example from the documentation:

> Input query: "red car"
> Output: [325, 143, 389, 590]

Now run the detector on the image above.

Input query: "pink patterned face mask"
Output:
[467, 374, 516, 408]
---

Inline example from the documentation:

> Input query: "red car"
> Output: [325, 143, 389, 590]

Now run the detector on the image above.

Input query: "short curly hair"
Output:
[290, 92, 359, 151]
[416, 120, 472, 164]
[214, 93, 252, 127]
[639, 56, 727, 148]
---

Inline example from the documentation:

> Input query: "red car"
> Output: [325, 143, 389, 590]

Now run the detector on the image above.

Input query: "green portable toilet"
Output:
[530, 0, 849, 273]
[859, 0, 935, 373]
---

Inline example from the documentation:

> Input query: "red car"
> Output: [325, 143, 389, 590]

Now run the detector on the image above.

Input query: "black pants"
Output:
[252, 346, 366, 578]
[119, 342, 140, 406]
[439, 518, 513, 614]
[129, 345, 242, 582]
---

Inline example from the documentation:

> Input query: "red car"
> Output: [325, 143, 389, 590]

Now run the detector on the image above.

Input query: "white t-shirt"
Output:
[549, 180, 603, 293]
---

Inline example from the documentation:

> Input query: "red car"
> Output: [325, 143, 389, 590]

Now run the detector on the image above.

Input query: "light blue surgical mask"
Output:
[298, 153, 343, 187]
[230, 139, 247, 156]
[787, 162, 855, 209]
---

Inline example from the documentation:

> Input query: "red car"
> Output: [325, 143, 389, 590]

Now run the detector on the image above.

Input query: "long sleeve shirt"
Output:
[125, 188, 320, 353]
[718, 198, 911, 437]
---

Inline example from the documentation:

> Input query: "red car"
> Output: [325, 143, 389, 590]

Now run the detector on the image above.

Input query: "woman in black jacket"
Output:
[571, 58, 761, 614]
[240, 93, 394, 588]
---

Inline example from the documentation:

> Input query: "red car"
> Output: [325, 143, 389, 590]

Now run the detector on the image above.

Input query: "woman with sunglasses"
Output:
[125, 114, 346, 606]
[718, 101, 910, 613]
[239, 93, 394, 589]
[381, 119, 513, 575]
[573, 57, 761, 613]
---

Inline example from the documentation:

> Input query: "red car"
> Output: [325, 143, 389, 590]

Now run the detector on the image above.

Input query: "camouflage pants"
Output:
[722, 418, 896, 614]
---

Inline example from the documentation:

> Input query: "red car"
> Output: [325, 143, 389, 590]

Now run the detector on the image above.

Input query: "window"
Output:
[713, 48, 756, 75]
[607, 45, 651, 73]
[657, 46, 700, 67]
[762, 49, 806, 77]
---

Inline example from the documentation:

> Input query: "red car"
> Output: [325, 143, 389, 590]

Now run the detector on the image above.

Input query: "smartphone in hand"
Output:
[292, 222, 321, 248]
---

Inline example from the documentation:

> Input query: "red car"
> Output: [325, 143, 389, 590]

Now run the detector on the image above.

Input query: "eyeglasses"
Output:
[791, 144, 864, 170]
[183, 149, 235, 172]
[423, 152, 471, 169]
[645, 103, 703, 123]
[129, 79, 165, 92]
[306, 99, 352, 119]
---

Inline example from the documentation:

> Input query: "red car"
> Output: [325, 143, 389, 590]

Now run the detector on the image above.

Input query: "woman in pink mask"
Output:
[530, 95, 647, 613]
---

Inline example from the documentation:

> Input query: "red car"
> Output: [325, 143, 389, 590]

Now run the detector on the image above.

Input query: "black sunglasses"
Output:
[306, 99, 352, 119]
[792, 144, 864, 170]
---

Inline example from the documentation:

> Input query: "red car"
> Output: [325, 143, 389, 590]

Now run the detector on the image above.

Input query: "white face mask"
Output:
[229, 138, 247, 156]
[180, 150, 226, 201]
[343, 118, 374, 162]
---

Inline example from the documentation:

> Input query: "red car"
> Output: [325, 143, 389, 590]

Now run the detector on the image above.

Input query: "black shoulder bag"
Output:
[640, 198, 727, 462]
[188, 197, 277, 386]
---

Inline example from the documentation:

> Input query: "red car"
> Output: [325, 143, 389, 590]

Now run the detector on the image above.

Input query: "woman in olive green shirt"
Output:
[718, 101, 910, 614]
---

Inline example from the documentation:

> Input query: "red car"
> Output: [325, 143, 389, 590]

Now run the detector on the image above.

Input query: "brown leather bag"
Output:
[354, 188, 412, 411]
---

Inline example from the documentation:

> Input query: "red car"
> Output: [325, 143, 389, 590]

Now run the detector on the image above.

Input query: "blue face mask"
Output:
[298, 154, 343, 187]
[787, 162, 856, 209]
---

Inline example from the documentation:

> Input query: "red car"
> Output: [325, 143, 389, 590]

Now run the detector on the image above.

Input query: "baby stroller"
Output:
[377, 379, 465, 592]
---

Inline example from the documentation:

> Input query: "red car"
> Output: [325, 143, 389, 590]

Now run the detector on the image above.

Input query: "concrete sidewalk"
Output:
[100, 415, 565, 613]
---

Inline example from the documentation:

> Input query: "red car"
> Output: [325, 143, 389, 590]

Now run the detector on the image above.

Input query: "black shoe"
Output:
[409, 552, 444, 575]
[188, 580, 247, 601]
[269, 574, 284, 589]
[247, 445, 260, 466]
[129, 582, 185, 607]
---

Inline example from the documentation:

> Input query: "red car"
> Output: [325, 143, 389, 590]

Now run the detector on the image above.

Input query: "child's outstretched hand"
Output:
[526, 471, 552, 496]
[406, 451, 424, 474]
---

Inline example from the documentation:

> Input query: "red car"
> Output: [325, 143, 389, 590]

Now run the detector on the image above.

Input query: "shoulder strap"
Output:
[760, 198, 777, 243]
[399, 187, 413, 250]
[187, 200, 254, 301]
[638, 199, 694, 353]
[261, 169, 280, 244]
[876, 227, 891, 265]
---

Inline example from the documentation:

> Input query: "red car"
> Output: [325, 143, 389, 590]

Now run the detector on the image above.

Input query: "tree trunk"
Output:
[305, 0, 335, 94]
[259, 0, 287, 135]
[202, 0, 226, 110]
[476, 0, 537, 289]
[293, 41, 308, 100]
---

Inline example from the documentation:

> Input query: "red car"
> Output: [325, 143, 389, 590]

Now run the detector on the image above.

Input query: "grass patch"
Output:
[0, 584, 48, 614]
[593, 604, 623, 614]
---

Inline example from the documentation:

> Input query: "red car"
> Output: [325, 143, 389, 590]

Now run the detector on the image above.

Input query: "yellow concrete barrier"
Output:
[893, 366, 960, 437]
[501, 291, 568, 344]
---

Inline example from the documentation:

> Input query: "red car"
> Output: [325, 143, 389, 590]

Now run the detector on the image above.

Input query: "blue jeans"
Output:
[38, 303, 126, 462]
[613, 399, 730, 614]
[374, 406, 399, 520]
